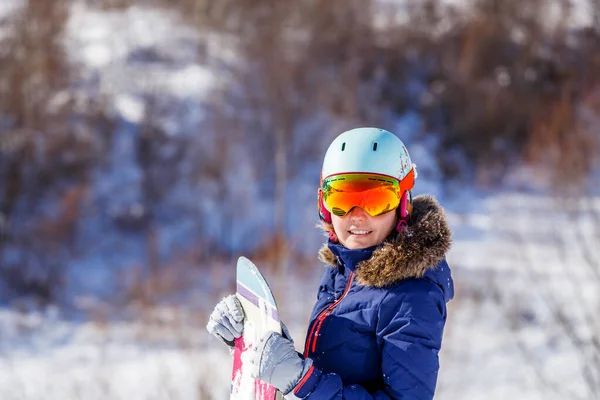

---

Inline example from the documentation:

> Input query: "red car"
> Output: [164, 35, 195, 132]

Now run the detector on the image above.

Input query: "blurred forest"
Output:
[0, 0, 599, 307]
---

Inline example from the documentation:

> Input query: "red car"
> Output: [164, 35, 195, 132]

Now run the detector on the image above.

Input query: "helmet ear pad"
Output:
[318, 188, 332, 224]
[396, 191, 412, 232]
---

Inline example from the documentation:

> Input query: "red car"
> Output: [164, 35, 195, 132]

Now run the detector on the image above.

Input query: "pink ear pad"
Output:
[396, 192, 409, 232]
[399, 191, 409, 218]
[396, 219, 408, 231]
[318, 189, 332, 223]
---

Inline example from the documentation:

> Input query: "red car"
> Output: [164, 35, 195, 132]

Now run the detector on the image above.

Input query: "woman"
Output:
[207, 127, 454, 399]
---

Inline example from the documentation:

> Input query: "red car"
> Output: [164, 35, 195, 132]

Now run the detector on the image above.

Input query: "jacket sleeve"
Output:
[291, 280, 447, 400]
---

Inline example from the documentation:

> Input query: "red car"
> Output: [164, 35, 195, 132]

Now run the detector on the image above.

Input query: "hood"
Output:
[318, 195, 453, 297]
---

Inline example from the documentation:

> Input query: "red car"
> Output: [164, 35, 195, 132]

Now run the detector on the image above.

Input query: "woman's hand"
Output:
[206, 294, 245, 348]
[251, 331, 313, 396]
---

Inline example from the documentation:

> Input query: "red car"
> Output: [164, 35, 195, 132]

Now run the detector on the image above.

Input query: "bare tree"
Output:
[0, 0, 81, 304]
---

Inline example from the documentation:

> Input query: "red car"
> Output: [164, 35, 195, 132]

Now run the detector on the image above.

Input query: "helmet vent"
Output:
[372, 142, 378, 151]
[341, 142, 346, 151]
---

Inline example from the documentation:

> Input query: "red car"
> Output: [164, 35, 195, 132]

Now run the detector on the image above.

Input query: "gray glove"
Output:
[251, 331, 313, 395]
[280, 321, 293, 343]
[206, 295, 245, 347]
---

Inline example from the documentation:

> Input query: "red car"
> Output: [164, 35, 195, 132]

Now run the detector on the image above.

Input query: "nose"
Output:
[348, 206, 367, 220]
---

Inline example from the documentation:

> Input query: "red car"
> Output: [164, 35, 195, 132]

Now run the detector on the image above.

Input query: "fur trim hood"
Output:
[318, 195, 452, 288]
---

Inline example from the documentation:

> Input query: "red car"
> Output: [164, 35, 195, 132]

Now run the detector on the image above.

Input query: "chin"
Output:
[344, 239, 376, 250]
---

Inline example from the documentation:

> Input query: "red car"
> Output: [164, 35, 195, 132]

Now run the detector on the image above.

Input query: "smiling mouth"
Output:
[349, 230, 372, 235]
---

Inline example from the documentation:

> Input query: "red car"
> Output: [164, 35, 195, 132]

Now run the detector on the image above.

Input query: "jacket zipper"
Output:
[304, 271, 354, 358]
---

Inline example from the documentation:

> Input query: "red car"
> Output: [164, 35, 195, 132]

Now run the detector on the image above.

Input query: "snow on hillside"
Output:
[58, 2, 233, 302]
[375, 0, 595, 30]
[66, 2, 217, 107]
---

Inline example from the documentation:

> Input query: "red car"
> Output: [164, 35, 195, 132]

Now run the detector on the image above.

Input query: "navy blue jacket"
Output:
[292, 195, 454, 400]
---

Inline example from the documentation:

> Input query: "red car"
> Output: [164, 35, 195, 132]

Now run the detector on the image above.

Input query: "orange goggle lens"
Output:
[322, 173, 403, 217]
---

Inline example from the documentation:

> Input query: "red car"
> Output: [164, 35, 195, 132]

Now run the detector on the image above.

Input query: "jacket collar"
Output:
[318, 195, 452, 288]
[326, 242, 378, 272]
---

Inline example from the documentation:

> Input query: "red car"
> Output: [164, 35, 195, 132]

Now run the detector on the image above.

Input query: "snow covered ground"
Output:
[1, 190, 598, 399]
[439, 192, 599, 400]
[0, 307, 231, 400]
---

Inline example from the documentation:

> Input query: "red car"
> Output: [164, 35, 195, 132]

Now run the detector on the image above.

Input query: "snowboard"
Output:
[231, 257, 281, 400]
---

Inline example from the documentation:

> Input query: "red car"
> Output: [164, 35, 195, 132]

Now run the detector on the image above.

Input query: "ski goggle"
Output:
[321, 170, 414, 217]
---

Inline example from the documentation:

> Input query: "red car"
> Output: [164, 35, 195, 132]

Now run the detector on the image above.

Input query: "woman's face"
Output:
[331, 207, 396, 250]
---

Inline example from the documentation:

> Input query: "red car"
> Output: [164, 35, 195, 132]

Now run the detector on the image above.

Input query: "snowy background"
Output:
[1, 0, 599, 399]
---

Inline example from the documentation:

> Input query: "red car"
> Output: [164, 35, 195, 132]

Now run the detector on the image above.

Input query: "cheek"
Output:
[376, 213, 397, 235]
[331, 216, 345, 234]
[331, 216, 354, 244]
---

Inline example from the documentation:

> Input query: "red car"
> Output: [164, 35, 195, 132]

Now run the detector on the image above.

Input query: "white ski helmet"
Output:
[318, 127, 417, 226]
[321, 127, 415, 183]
